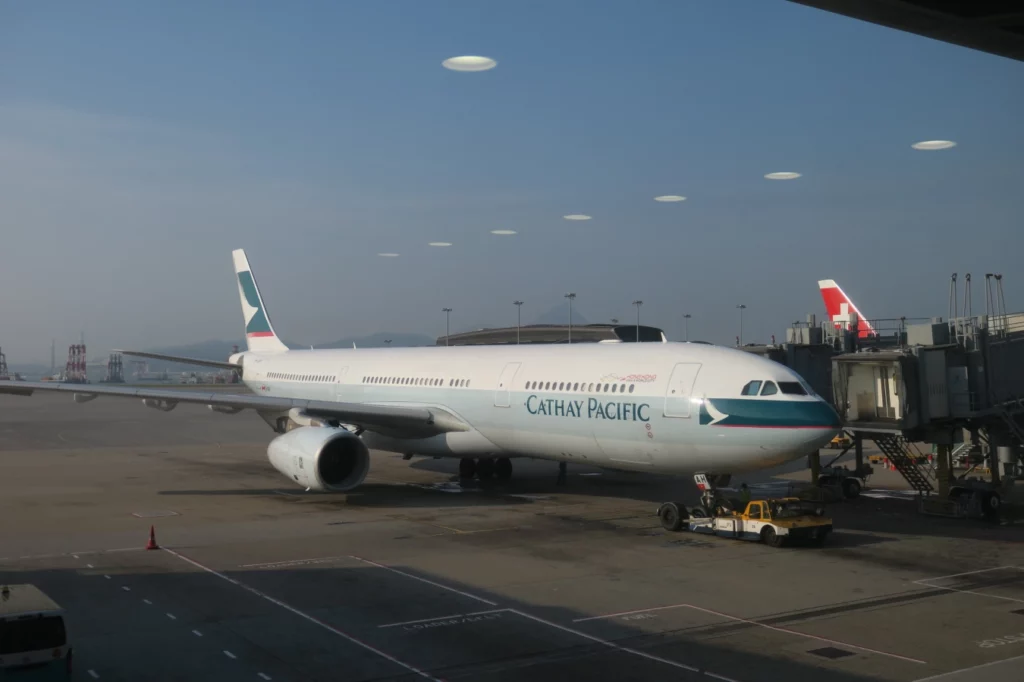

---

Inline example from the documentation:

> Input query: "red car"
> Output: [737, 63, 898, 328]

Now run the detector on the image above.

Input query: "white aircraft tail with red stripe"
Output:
[817, 279, 875, 338]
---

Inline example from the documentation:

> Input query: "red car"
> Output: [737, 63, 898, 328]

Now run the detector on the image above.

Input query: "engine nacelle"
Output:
[208, 404, 243, 415]
[267, 426, 370, 492]
[143, 398, 178, 412]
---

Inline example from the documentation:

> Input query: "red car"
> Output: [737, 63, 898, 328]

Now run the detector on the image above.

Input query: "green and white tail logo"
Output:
[232, 249, 288, 353]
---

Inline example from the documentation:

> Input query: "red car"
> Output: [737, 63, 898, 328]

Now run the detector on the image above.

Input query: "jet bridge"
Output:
[829, 275, 1024, 518]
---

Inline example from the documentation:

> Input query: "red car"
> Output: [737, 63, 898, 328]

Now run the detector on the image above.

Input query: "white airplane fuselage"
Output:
[237, 340, 840, 476]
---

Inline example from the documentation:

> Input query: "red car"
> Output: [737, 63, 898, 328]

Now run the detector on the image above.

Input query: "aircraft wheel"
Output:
[842, 478, 862, 499]
[477, 458, 495, 480]
[981, 491, 1001, 520]
[658, 502, 684, 532]
[495, 457, 513, 480]
[458, 458, 477, 479]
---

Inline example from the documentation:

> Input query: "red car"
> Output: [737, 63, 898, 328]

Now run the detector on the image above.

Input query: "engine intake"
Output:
[267, 426, 370, 492]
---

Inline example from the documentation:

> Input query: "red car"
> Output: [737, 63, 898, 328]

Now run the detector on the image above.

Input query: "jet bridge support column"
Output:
[809, 450, 821, 483]
[936, 444, 951, 498]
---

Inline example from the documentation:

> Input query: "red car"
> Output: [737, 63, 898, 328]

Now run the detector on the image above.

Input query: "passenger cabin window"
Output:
[760, 381, 778, 396]
[741, 381, 762, 396]
[778, 381, 808, 395]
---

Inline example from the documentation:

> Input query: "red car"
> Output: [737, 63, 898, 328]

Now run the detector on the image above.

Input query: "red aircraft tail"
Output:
[817, 279, 875, 338]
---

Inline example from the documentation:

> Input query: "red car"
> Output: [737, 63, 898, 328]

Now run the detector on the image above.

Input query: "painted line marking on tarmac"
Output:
[167, 613, 177, 620]
[86, 564, 94, 568]
[224, 650, 236, 659]
[508, 608, 735, 680]
[378, 609, 508, 628]
[72, 554, 79, 559]
[87, 671, 99, 679]
[143, 599, 152, 605]
[686, 602, 924, 664]
[239, 556, 348, 569]
[163, 547, 442, 681]
[575, 601, 925, 664]
[574, 603, 688, 622]
[121, 586, 131, 592]
[911, 652, 1024, 681]
[918, 566, 1022, 582]
[349, 555, 498, 606]
[258, 674, 272, 681]
[103, 575, 111, 580]
[349, 554, 737, 680]
[193, 629, 203, 637]
[0, 547, 141, 562]
[914, 568, 1024, 605]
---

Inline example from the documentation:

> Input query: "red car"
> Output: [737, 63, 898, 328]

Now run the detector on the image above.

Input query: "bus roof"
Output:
[0, 584, 63, 617]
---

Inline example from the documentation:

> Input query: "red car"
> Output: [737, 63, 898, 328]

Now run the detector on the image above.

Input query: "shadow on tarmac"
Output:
[0, 557, 912, 682]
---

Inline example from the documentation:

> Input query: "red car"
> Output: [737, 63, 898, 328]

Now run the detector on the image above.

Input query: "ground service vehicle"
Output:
[661, 497, 833, 547]
[0, 584, 72, 679]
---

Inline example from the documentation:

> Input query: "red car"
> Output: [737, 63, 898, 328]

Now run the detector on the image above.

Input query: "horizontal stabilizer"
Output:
[114, 349, 239, 370]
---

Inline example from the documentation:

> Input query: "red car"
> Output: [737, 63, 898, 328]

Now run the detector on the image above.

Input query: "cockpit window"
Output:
[778, 381, 807, 395]
[760, 381, 778, 396]
[741, 380, 762, 396]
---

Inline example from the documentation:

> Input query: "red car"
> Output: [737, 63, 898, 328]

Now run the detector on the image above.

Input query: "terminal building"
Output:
[437, 323, 668, 346]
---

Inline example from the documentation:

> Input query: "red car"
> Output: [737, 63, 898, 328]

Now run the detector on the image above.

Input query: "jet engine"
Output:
[267, 426, 370, 492]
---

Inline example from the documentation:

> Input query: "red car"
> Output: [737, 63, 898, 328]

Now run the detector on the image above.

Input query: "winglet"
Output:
[233, 249, 289, 353]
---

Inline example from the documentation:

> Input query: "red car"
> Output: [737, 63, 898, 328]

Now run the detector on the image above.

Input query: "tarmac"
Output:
[3, 391, 1024, 681]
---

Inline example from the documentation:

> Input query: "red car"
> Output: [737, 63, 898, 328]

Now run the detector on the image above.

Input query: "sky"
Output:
[1, 0, 1022, 363]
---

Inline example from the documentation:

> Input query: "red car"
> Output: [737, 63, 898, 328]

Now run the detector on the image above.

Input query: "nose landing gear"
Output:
[657, 473, 730, 532]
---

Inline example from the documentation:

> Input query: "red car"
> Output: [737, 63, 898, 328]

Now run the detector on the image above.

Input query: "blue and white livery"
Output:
[0, 249, 841, 494]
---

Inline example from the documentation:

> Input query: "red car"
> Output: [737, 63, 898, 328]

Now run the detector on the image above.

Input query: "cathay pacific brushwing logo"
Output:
[238, 271, 273, 337]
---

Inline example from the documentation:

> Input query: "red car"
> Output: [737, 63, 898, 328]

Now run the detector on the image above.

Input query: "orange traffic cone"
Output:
[146, 525, 159, 551]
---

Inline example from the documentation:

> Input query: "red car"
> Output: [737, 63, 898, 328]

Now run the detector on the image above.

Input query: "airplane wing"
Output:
[0, 382, 470, 437]
[114, 349, 239, 371]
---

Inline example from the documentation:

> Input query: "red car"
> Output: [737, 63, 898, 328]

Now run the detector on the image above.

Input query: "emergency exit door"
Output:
[664, 362, 701, 418]
[494, 362, 521, 408]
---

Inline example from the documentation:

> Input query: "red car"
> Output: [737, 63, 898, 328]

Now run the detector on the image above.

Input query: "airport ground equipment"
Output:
[658, 489, 832, 547]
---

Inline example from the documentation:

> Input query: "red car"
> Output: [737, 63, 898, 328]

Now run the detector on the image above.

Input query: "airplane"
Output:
[0, 250, 841, 519]
[817, 279, 876, 339]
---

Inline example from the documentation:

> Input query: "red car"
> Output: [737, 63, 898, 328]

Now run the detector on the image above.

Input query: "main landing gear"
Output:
[459, 457, 513, 482]
[657, 473, 728, 532]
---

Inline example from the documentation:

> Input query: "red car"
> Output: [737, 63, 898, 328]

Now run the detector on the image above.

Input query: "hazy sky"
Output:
[2, 1, 1022, 363]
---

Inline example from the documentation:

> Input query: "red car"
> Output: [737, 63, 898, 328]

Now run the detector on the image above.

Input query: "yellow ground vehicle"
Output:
[829, 433, 852, 449]
[684, 497, 833, 547]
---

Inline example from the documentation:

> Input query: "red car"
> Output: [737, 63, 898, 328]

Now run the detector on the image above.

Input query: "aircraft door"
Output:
[494, 362, 521, 408]
[664, 362, 702, 418]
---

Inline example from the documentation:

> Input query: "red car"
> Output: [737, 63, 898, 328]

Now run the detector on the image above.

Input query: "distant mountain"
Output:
[127, 332, 437, 371]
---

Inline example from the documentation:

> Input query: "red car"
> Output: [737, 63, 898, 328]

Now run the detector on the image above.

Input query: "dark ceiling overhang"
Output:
[788, 0, 1024, 62]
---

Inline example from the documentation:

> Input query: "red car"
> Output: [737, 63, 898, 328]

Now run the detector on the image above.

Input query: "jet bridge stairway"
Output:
[871, 434, 936, 494]
[995, 396, 1024, 473]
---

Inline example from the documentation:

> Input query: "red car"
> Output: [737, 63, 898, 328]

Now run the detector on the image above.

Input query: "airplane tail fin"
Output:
[233, 249, 289, 353]
[817, 279, 875, 338]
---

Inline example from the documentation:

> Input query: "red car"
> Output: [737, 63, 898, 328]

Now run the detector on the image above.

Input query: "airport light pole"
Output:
[442, 308, 452, 346]
[737, 304, 747, 346]
[683, 313, 691, 341]
[565, 293, 576, 344]
[514, 300, 524, 345]
[632, 300, 643, 342]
